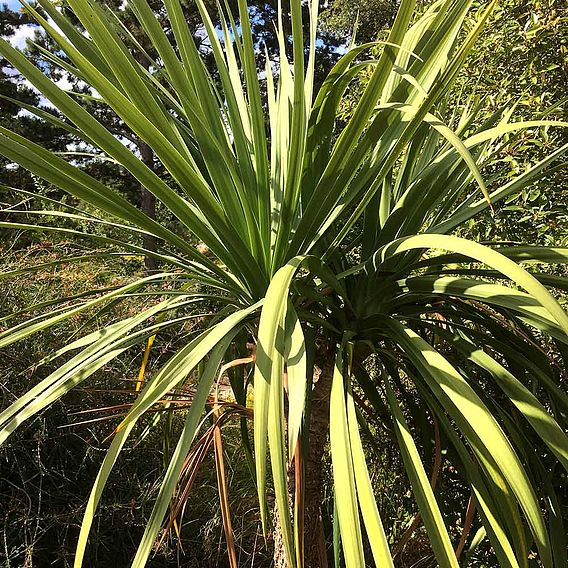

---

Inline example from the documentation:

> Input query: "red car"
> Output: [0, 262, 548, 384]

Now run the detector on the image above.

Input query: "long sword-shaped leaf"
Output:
[411, 378, 523, 568]
[446, 333, 568, 472]
[383, 375, 459, 568]
[388, 320, 553, 567]
[131, 335, 235, 567]
[345, 371, 393, 567]
[0, 272, 171, 348]
[285, 306, 308, 459]
[329, 349, 365, 568]
[362, 234, 568, 333]
[74, 303, 260, 567]
[254, 255, 348, 532]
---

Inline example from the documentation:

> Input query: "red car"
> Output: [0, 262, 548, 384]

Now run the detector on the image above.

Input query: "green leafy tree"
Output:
[0, 4, 68, 196]
[1, 0, 568, 567]
[454, 0, 568, 247]
[4, 0, 344, 269]
[320, 0, 396, 43]
[18, 0, 211, 270]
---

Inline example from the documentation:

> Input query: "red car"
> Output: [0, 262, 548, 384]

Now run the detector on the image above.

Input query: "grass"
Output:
[0, 244, 268, 566]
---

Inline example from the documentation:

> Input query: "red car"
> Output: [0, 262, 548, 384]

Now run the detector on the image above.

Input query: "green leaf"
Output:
[329, 348, 365, 568]
[345, 367, 393, 567]
[383, 375, 459, 568]
[285, 306, 308, 459]
[131, 334, 235, 567]
[388, 320, 553, 567]
[74, 302, 260, 567]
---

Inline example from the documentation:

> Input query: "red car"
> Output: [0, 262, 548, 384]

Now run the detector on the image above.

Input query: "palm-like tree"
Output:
[1, 0, 567, 566]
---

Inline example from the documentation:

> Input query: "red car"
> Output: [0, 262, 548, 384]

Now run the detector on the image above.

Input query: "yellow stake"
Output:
[135, 335, 156, 392]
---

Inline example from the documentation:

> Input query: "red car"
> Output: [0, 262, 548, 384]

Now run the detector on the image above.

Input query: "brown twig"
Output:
[455, 494, 476, 560]
[213, 390, 238, 568]
[162, 356, 254, 558]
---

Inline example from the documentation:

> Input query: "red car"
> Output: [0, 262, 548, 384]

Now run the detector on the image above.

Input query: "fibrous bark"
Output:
[273, 356, 334, 568]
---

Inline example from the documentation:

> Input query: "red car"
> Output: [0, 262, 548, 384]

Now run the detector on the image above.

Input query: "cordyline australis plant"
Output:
[1, 0, 568, 565]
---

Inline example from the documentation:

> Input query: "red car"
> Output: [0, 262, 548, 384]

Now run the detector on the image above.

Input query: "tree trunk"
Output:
[138, 140, 158, 274]
[273, 356, 334, 568]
